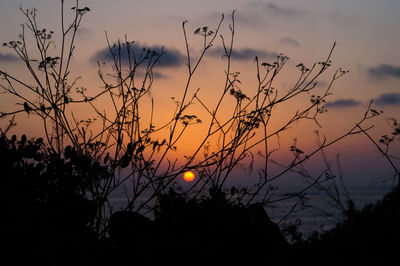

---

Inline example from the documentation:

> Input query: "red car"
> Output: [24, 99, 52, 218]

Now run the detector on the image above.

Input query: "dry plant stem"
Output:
[0, 2, 115, 234]
[262, 103, 381, 225]
[246, 103, 376, 205]
[0, 0, 91, 155]
[136, 16, 225, 194]
[275, 171, 327, 225]
[357, 123, 400, 182]
[315, 142, 350, 214]
[1, 1, 378, 238]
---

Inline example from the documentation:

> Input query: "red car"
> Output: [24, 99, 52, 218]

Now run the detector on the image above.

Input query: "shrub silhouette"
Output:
[0, 133, 107, 265]
[105, 188, 289, 264]
[107, 210, 155, 265]
[288, 186, 400, 265]
[157, 188, 289, 264]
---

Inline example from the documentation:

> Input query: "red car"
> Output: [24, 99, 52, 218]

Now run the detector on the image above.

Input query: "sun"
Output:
[183, 171, 195, 182]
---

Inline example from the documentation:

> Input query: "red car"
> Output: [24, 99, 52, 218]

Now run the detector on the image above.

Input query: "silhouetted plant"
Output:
[358, 112, 400, 182]
[288, 182, 400, 266]
[313, 104, 399, 221]
[150, 187, 289, 264]
[284, 103, 400, 243]
[0, 0, 382, 240]
[0, 132, 105, 264]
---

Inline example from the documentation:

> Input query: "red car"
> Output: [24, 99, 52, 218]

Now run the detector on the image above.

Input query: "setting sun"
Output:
[183, 171, 195, 182]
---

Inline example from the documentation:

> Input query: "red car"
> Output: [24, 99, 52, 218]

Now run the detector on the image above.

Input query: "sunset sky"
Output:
[1, 0, 399, 186]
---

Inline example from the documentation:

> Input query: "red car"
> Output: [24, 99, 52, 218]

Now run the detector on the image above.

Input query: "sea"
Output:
[266, 182, 394, 237]
[109, 182, 395, 239]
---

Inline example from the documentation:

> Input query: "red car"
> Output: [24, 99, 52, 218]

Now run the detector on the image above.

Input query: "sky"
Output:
[0, 0, 400, 186]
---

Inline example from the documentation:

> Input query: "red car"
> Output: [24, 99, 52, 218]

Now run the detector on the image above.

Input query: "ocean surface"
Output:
[109, 182, 394, 238]
[267, 183, 394, 237]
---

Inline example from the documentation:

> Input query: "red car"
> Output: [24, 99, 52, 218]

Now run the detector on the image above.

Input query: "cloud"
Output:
[195, 3, 303, 30]
[325, 99, 361, 108]
[76, 27, 93, 37]
[235, 11, 267, 27]
[0, 52, 18, 62]
[368, 64, 400, 79]
[325, 93, 400, 108]
[243, 2, 305, 21]
[190, 11, 267, 31]
[136, 69, 166, 80]
[91, 43, 185, 68]
[209, 47, 277, 61]
[265, 2, 300, 17]
[374, 93, 400, 106]
[280, 37, 300, 47]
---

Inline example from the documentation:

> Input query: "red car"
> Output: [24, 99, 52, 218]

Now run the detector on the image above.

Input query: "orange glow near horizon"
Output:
[183, 171, 195, 182]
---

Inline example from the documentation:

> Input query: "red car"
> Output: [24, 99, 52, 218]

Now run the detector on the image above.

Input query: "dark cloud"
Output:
[244, 2, 304, 21]
[136, 69, 166, 80]
[368, 64, 400, 79]
[76, 27, 92, 37]
[374, 93, 400, 106]
[265, 3, 300, 17]
[91, 43, 185, 68]
[235, 11, 267, 27]
[325, 94, 400, 108]
[325, 99, 361, 108]
[209, 47, 277, 61]
[0, 52, 18, 62]
[280, 37, 300, 47]
[196, 10, 268, 29]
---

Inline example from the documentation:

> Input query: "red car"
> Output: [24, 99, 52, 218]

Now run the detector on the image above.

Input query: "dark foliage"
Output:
[156, 188, 289, 264]
[291, 185, 400, 265]
[0, 133, 108, 265]
[2, 133, 400, 265]
[106, 188, 289, 265]
[0, 133, 290, 265]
